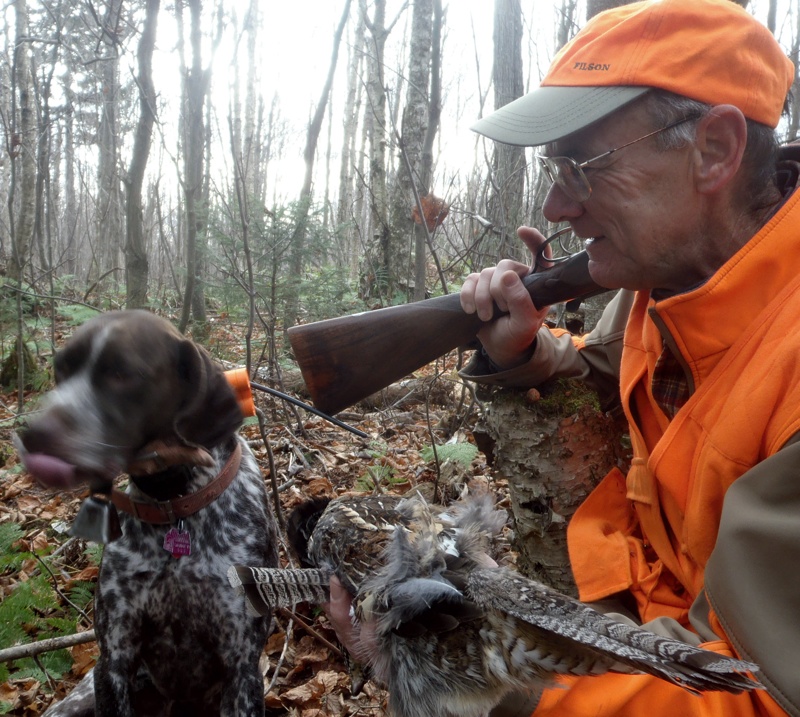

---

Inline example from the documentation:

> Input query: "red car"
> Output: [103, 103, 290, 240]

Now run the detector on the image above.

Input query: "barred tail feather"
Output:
[228, 566, 332, 615]
[467, 568, 761, 694]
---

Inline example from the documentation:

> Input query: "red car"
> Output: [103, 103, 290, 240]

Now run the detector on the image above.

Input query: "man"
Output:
[328, 0, 800, 714]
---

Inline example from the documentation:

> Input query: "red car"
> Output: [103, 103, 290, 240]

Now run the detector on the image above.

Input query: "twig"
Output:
[0, 630, 96, 664]
[35, 553, 92, 624]
[277, 607, 343, 658]
[265, 616, 293, 695]
[255, 406, 284, 529]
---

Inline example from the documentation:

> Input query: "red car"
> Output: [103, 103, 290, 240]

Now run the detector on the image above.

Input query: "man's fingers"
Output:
[475, 267, 501, 321]
[459, 272, 482, 315]
[323, 576, 356, 644]
[517, 226, 549, 267]
[498, 270, 542, 342]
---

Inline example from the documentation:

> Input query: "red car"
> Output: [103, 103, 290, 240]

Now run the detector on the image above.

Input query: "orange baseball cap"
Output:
[472, 0, 794, 147]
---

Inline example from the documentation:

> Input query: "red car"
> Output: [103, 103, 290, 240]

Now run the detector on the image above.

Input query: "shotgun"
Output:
[288, 250, 605, 416]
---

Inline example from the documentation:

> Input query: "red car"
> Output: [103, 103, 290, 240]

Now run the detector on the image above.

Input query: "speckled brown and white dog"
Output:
[17, 310, 278, 717]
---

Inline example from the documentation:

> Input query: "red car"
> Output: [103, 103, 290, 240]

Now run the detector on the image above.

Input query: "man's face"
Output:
[541, 101, 710, 293]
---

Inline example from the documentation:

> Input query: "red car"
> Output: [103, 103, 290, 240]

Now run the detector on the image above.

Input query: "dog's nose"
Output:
[15, 409, 81, 487]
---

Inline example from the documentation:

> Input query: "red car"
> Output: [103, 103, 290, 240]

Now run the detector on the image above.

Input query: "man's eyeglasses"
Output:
[536, 115, 701, 203]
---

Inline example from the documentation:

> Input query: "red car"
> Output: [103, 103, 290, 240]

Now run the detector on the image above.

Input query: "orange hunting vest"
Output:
[534, 187, 800, 716]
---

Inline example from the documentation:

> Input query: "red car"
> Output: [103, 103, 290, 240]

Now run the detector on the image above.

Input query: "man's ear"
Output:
[692, 105, 748, 195]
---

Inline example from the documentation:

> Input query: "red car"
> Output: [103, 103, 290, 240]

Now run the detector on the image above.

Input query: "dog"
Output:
[17, 310, 279, 717]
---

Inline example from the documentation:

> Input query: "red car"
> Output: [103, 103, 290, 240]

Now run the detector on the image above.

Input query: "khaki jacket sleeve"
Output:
[458, 290, 633, 410]
[705, 437, 800, 717]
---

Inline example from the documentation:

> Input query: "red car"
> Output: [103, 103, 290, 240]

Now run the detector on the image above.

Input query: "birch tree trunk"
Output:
[10, 0, 36, 283]
[337, 3, 366, 278]
[479, 382, 628, 595]
[125, 0, 160, 309]
[390, 0, 433, 301]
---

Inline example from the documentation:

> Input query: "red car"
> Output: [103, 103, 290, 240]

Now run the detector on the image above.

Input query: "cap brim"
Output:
[471, 85, 650, 146]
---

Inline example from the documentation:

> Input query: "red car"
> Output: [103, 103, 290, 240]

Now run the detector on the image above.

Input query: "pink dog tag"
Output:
[163, 527, 191, 558]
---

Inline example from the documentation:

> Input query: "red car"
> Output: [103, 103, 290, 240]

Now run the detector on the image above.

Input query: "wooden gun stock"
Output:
[288, 250, 605, 416]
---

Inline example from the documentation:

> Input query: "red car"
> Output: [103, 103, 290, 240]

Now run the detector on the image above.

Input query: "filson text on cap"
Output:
[573, 62, 611, 71]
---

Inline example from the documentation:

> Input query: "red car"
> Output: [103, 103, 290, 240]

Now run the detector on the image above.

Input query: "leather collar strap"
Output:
[111, 442, 242, 524]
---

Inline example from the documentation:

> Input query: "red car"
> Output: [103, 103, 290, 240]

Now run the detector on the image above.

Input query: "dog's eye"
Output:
[95, 362, 143, 390]
[107, 367, 139, 384]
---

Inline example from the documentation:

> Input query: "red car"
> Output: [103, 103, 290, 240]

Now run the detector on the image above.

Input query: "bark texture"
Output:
[479, 380, 628, 595]
[125, 0, 160, 309]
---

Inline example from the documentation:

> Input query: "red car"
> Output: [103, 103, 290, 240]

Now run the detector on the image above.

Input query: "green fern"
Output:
[10, 649, 72, 683]
[0, 523, 27, 571]
[420, 442, 479, 468]
[68, 581, 96, 612]
[84, 543, 104, 566]
[57, 305, 101, 328]
[0, 575, 54, 647]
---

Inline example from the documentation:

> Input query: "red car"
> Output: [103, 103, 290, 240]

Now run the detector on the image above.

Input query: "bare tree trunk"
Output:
[243, 0, 259, 197]
[556, 0, 578, 50]
[10, 0, 36, 283]
[362, 0, 392, 301]
[178, 0, 221, 333]
[62, 69, 77, 276]
[391, 0, 433, 301]
[336, 4, 366, 276]
[415, 0, 442, 300]
[489, 0, 525, 261]
[125, 0, 160, 309]
[95, 0, 124, 279]
[284, 0, 352, 327]
[32, 51, 57, 278]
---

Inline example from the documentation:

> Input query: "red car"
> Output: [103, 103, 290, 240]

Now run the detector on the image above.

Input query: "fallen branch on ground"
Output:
[0, 630, 96, 664]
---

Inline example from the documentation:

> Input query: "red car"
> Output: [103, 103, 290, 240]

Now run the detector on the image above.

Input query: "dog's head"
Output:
[17, 310, 243, 488]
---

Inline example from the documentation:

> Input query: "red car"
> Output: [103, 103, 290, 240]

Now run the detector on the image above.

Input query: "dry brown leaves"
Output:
[411, 193, 450, 231]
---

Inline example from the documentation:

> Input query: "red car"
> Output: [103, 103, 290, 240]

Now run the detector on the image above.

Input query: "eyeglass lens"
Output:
[539, 157, 592, 203]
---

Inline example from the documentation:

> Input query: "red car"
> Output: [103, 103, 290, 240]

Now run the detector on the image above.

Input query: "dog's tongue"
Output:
[21, 453, 79, 488]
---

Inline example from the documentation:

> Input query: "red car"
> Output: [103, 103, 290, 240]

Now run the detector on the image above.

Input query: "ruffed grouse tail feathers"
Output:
[227, 566, 331, 615]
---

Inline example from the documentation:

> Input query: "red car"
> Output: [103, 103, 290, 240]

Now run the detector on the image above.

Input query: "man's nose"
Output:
[542, 182, 585, 224]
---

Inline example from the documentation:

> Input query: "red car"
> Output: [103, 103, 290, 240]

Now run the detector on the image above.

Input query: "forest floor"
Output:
[0, 312, 511, 716]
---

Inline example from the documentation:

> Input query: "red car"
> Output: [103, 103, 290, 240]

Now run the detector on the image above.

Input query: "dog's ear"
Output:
[174, 340, 243, 448]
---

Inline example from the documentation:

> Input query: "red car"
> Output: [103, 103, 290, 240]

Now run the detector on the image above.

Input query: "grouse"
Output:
[228, 492, 760, 717]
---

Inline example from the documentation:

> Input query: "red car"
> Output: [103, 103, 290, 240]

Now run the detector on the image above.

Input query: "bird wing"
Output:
[467, 566, 761, 694]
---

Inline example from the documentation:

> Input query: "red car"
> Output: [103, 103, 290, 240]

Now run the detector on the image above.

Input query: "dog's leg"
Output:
[93, 654, 136, 717]
[92, 551, 144, 717]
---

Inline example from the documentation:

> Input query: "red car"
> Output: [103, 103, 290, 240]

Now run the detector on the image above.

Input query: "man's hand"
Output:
[459, 226, 552, 370]
[322, 575, 378, 662]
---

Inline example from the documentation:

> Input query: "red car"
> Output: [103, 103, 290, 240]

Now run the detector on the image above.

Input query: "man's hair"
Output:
[644, 90, 781, 212]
